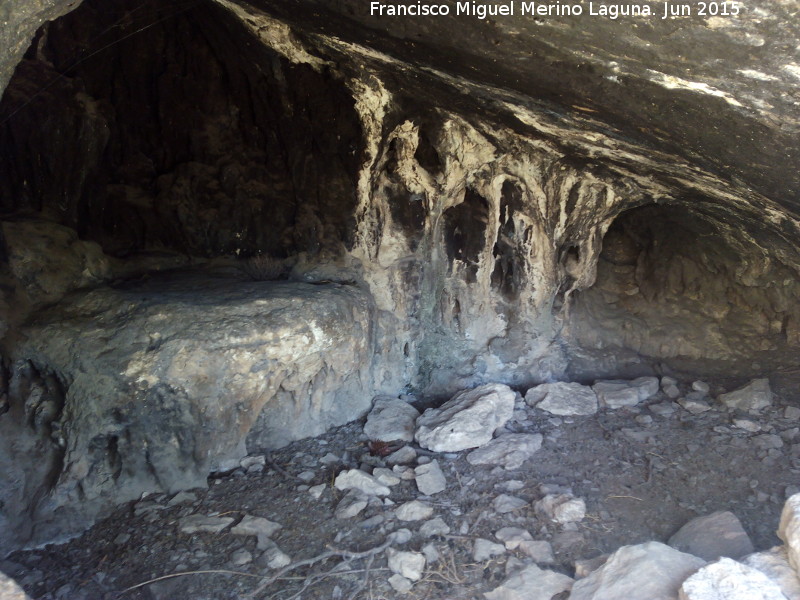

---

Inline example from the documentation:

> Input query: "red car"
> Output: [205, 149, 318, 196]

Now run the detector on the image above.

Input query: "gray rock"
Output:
[415, 384, 516, 452]
[308, 484, 326, 499]
[593, 376, 659, 409]
[785, 407, 800, 421]
[536, 494, 586, 524]
[718, 379, 773, 412]
[570, 542, 706, 600]
[259, 538, 292, 568]
[679, 398, 713, 414]
[493, 494, 529, 514]
[495, 526, 533, 548]
[230, 548, 253, 566]
[419, 517, 451, 538]
[363, 396, 420, 442]
[387, 549, 426, 581]
[415, 460, 446, 495]
[372, 467, 401, 487]
[466, 433, 543, 470]
[743, 546, 800, 600]
[385, 446, 417, 465]
[388, 574, 413, 593]
[335, 490, 369, 519]
[733, 418, 761, 432]
[334, 469, 391, 496]
[650, 401, 678, 416]
[388, 528, 413, 545]
[664, 384, 682, 399]
[496, 528, 555, 562]
[484, 564, 573, 600]
[692, 381, 711, 394]
[474, 538, 506, 561]
[178, 514, 235, 535]
[395, 500, 434, 521]
[574, 555, 609, 578]
[524, 382, 598, 416]
[679, 557, 787, 600]
[231, 515, 283, 540]
[668, 511, 754, 561]
[779, 494, 800, 574]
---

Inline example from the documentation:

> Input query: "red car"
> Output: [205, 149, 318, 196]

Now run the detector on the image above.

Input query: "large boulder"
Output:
[0, 275, 376, 551]
[415, 383, 515, 452]
[679, 558, 787, 600]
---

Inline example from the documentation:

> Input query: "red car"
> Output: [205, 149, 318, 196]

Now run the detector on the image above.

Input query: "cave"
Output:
[0, 0, 799, 598]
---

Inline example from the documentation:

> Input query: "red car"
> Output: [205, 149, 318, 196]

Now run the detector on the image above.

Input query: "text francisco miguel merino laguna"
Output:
[370, 1, 742, 19]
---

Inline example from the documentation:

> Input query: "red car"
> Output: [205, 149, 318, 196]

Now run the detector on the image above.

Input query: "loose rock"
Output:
[473, 538, 506, 561]
[524, 382, 598, 416]
[484, 564, 573, 600]
[679, 557, 786, 600]
[536, 494, 586, 524]
[668, 511, 754, 561]
[419, 517, 451, 538]
[178, 514, 235, 535]
[570, 541, 706, 600]
[333, 469, 391, 496]
[718, 378, 773, 412]
[493, 494, 528, 514]
[415, 384, 516, 452]
[415, 460, 446, 495]
[395, 500, 434, 522]
[386, 549, 426, 581]
[334, 489, 369, 519]
[388, 573, 413, 593]
[363, 397, 420, 442]
[259, 538, 291, 568]
[231, 515, 282, 540]
[466, 433, 543, 470]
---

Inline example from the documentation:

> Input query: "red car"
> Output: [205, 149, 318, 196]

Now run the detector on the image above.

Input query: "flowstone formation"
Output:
[0, 0, 798, 555]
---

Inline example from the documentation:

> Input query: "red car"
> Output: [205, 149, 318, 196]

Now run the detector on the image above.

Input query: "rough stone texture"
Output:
[679, 557, 788, 600]
[570, 541, 706, 600]
[473, 538, 506, 562]
[0, 275, 376, 550]
[718, 379, 774, 412]
[778, 494, 800, 574]
[743, 546, 800, 600]
[415, 384, 515, 452]
[593, 377, 660, 409]
[0, 571, 31, 600]
[536, 494, 587, 524]
[363, 397, 420, 443]
[668, 511, 755, 561]
[483, 564, 573, 600]
[386, 549, 426, 581]
[414, 460, 446, 496]
[334, 470, 391, 497]
[230, 516, 282, 540]
[524, 382, 598, 416]
[178, 515, 235, 535]
[395, 501, 433, 522]
[466, 433, 543, 470]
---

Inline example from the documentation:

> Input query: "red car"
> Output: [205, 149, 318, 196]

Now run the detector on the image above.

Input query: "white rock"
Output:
[570, 541, 705, 600]
[524, 382, 598, 416]
[386, 446, 417, 465]
[415, 384, 516, 451]
[692, 381, 711, 394]
[474, 538, 506, 561]
[493, 494, 528, 514]
[668, 511, 754, 561]
[388, 573, 413, 593]
[466, 433, 543, 470]
[415, 460, 446, 495]
[363, 396, 420, 442]
[779, 494, 800, 574]
[679, 398, 713, 415]
[230, 515, 282, 539]
[419, 517, 451, 538]
[593, 377, 658, 409]
[335, 489, 369, 519]
[536, 494, 586, 524]
[179, 514, 235, 535]
[718, 379, 773, 412]
[679, 557, 787, 600]
[388, 528, 413, 545]
[372, 467, 401, 487]
[733, 418, 761, 432]
[387, 549, 426, 581]
[259, 538, 291, 568]
[495, 527, 533, 548]
[744, 546, 800, 600]
[334, 469, 391, 496]
[308, 484, 326, 499]
[230, 548, 253, 566]
[240, 455, 266, 470]
[395, 500, 434, 522]
[484, 564, 573, 600]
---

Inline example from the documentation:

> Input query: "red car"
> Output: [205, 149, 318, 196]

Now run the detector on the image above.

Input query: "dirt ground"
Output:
[4, 374, 800, 600]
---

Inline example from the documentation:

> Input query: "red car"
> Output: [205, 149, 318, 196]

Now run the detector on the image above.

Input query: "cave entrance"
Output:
[566, 202, 800, 382]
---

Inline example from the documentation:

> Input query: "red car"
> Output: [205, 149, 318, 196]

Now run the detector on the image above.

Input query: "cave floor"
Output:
[5, 381, 800, 600]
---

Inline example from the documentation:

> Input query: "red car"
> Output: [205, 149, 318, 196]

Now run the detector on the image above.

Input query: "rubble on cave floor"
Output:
[4, 375, 800, 600]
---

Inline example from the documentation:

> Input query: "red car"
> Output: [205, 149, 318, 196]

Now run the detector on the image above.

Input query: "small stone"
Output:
[415, 384, 516, 452]
[308, 484, 326, 499]
[692, 381, 711, 394]
[679, 557, 786, 600]
[113, 533, 131, 545]
[484, 564, 573, 600]
[179, 514, 235, 535]
[334, 469, 391, 496]
[335, 490, 369, 519]
[392, 465, 416, 480]
[755, 434, 784, 450]
[536, 494, 586, 524]
[395, 500, 434, 522]
[231, 515, 282, 539]
[668, 511, 754, 561]
[319, 452, 340, 464]
[733, 419, 761, 432]
[421, 543, 440, 564]
[636, 415, 653, 425]
[360, 514, 385, 529]
[525, 382, 598, 416]
[495, 527, 533, 548]
[664, 384, 682, 399]
[419, 517, 451, 538]
[493, 494, 528, 514]
[679, 398, 712, 415]
[785, 407, 800, 421]
[388, 528, 413, 545]
[415, 460, 446, 495]
[474, 538, 506, 561]
[230, 548, 252, 566]
[570, 542, 705, 600]
[593, 377, 658, 409]
[259, 538, 291, 568]
[718, 378, 773, 413]
[386, 446, 417, 465]
[168, 491, 198, 506]
[387, 549, 426, 581]
[466, 433, 544, 470]
[661, 376, 678, 388]
[372, 467, 401, 486]
[518, 541, 556, 563]
[388, 574, 413, 593]
[364, 396, 420, 442]
[650, 401, 677, 417]
[240, 455, 266, 469]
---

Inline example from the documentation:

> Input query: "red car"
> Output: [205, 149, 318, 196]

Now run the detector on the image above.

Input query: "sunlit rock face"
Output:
[0, 0, 798, 550]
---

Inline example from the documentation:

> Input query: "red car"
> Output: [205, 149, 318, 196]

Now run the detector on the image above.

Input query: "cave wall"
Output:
[0, 0, 799, 553]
